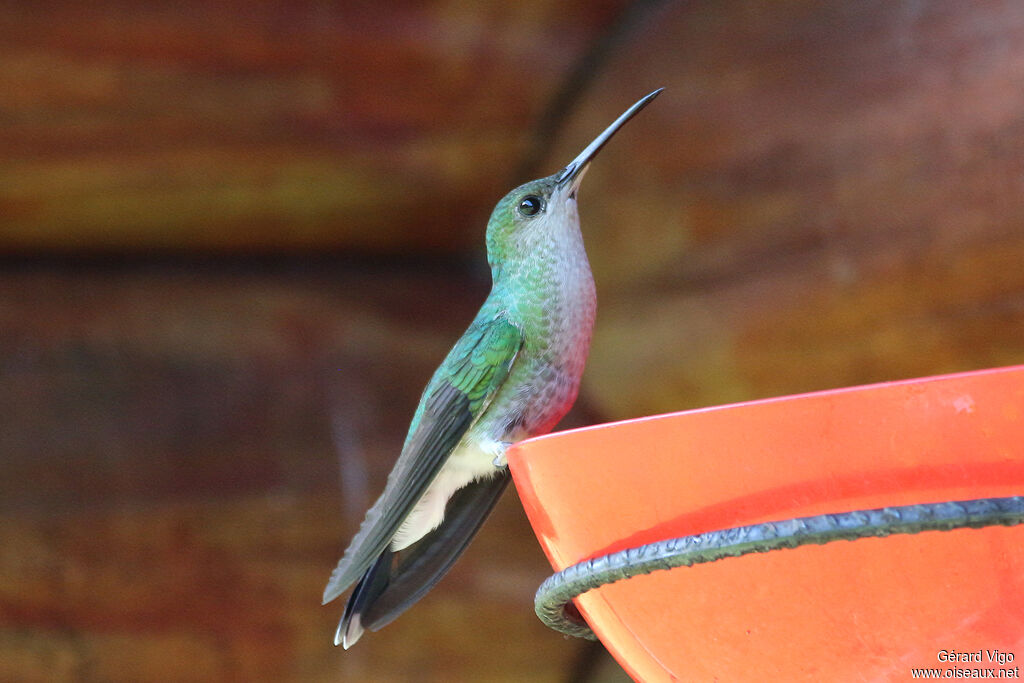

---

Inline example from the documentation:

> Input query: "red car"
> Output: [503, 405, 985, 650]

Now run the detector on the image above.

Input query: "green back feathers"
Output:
[444, 317, 523, 413]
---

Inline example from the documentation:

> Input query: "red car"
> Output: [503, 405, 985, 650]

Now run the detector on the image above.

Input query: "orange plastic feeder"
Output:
[507, 365, 1024, 682]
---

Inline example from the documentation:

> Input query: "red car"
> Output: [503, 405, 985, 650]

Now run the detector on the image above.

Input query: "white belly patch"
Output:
[389, 438, 505, 551]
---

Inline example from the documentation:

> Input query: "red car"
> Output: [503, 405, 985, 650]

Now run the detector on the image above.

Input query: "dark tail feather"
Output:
[335, 548, 394, 649]
[362, 471, 511, 631]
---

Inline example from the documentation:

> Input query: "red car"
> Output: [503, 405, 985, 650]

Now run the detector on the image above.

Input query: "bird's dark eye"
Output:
[517, 195, 544, 217]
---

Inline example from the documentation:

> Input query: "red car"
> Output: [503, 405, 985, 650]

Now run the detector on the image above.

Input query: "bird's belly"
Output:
[389, 437, 498, 551]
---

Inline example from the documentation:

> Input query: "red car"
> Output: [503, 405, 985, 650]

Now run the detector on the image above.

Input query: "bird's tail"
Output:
[335, 548, 393, 649]
[331, 472, 511, 648]
[368, 472, 512, 635]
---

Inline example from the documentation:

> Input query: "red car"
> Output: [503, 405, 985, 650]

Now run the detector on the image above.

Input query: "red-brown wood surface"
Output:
[3, 1, 1024, 681]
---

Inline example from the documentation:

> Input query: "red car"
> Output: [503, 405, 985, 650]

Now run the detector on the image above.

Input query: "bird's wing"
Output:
[361, 470, 511, 631]
[322, 315, 523, 604]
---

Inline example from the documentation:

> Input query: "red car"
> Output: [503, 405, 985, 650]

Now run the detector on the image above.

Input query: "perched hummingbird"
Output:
[323, 88, 662, 648]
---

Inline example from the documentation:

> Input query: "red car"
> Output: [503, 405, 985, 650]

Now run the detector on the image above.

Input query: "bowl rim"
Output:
[515, 363, 1024, 449]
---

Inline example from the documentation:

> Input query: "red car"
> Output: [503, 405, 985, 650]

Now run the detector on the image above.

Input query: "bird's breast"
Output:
[494, 249, 597, 438]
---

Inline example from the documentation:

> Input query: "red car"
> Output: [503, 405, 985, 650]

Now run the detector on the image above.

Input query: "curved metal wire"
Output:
[535, 496, 1024, 639]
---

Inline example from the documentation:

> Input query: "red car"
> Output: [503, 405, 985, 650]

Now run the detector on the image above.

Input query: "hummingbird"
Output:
[323, 88, 663, 648]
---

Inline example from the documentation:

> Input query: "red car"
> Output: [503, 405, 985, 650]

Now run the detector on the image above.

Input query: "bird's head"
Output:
[484, 88, 663, 277]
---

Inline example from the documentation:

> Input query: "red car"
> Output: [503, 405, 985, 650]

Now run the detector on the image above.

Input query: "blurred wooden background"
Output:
[3, 1, 1024, 681]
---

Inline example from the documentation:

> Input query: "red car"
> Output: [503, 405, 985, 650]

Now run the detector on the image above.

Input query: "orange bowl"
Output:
[507, 366, 1024, 682]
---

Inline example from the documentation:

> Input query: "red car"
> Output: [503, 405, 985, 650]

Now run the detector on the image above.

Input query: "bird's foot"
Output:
[487, 441, 514, 469]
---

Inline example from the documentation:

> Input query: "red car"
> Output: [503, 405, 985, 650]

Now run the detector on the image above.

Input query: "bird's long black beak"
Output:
[556, 88, 663, 195]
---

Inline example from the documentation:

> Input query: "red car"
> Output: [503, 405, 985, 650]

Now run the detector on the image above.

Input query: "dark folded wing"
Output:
[323, 316, 522, 603]
[363, 470, 512, 631]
